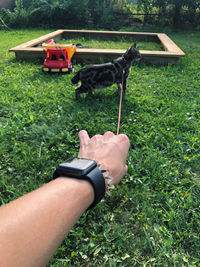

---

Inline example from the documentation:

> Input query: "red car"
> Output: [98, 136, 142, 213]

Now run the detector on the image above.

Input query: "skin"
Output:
[0, 130, 130, 267]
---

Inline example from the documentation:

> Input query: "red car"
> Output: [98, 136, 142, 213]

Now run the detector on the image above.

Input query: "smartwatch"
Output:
[53, 157, 106, 209]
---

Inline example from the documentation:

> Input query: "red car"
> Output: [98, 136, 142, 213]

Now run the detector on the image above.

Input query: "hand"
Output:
[78, 130, 130, 185]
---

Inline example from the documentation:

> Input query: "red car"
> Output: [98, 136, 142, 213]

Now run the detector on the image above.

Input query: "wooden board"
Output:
[9, 29, 185, 65]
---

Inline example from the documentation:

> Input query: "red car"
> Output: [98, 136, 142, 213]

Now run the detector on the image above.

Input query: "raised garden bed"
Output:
[9, 29, 185, 65]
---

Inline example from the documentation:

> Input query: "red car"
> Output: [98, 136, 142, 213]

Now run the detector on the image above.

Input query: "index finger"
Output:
[78, 130, 90, 157]
[79, 130, 90, 146]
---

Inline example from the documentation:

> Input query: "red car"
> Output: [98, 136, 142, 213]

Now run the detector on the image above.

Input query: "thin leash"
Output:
[117, 70, 124, 135]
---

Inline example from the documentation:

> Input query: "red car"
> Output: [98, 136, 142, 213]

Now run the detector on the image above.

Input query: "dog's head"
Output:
[123, 44, 141, 63]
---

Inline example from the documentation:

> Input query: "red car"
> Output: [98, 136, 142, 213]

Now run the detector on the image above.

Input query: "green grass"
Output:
[0, 29, 200, 266]
[57, 37, 164, 50]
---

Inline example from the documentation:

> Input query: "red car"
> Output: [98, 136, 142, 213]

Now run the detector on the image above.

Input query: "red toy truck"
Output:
[42, 42, 76, 74]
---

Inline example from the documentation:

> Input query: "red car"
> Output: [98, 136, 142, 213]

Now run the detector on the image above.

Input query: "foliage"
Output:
[0, 0, 131, 29]
[136, 0, 200, 28]
[0, 0, 40, 28]
[0, 28, 200, 266]
[1, 0, 200, 29]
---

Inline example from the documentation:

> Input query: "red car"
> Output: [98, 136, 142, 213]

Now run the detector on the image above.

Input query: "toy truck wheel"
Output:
[42, 67, 50, 73]
[61, 68, 69, 73]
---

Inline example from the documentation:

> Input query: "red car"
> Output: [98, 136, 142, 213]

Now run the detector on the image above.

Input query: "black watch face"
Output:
[58, 158, 97, 178]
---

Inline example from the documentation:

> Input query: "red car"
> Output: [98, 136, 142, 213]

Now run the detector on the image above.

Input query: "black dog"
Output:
[71, 44, 141, 98]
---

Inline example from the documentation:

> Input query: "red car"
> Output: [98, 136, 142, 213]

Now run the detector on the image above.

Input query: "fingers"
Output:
[103, 132, 130, 161]
[78, 130, 130, 167]
[78, 130, 90, 157]
[79, 130, 90, 146]
[85, 134, 103, 160]
[78, 130, 130, 185]
[90, 134, 102, 143]
[117, 134, 130, 160]
[103, 131, 115, 141]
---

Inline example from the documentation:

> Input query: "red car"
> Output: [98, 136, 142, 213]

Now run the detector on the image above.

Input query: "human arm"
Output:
[0, 130, 130, 267]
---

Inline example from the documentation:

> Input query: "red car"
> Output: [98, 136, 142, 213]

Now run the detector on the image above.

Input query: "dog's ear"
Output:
[133, 43, 137, 48]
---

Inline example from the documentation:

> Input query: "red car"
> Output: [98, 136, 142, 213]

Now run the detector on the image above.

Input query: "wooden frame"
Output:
[9, 29, 185, 65]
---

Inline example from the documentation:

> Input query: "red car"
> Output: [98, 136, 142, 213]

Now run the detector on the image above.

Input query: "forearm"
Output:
[0, 177, 94, 267]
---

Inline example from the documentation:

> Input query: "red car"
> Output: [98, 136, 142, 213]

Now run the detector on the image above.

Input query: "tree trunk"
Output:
[173, 3, 181, 28]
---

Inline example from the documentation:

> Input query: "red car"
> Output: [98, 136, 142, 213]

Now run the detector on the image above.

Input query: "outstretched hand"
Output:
[78, 130, 130, 185]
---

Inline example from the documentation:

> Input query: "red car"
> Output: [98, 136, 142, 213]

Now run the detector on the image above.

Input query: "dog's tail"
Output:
[71, 71, 80, 84]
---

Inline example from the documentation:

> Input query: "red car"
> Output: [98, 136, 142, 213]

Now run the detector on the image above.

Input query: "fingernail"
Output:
[119, 134, 129, 143]
[79, 130, 86, 136]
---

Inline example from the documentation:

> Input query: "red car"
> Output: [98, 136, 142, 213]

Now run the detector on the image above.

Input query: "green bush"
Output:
[1, 0, 200, 30]
[0, 0, 130, 29]
[137, 0, 200, 29]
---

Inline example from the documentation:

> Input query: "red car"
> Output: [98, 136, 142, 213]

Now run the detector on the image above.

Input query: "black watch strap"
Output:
[85, 166, 105, 209]
[53, 161, 105, 210]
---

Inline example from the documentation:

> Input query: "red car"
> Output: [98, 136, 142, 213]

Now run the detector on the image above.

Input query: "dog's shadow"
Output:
[74, 87, 123, 107]
[71, 86, 137, 125]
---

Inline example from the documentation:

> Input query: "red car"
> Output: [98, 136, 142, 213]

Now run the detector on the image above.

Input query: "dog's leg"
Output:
[122, 78, 127, 93]
[75, 85, 87, 99]
[87, 91, 94, 98]
[84, 82, 95, 97]
[75, 84, 93, 99]
[75, 87, 81, 99]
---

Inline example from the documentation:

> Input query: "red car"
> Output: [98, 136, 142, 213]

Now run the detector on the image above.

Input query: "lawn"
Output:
[0, 28, 199, 266]
[58, 37, 164, 50]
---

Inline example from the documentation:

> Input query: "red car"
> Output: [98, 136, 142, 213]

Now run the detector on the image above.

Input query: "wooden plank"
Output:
[76, 48, 183, 57]
[9, 29, 185, 65]
[10, 47, 182, 64]
[11, 47, 180, 58]
[157, 33, 185, 56]
[9, 30, 64, 50]
[62, 29, 159, 37]
[73, 49, 180, 64]
[61, 29, 159, 42]
[12, 48, 180, 65]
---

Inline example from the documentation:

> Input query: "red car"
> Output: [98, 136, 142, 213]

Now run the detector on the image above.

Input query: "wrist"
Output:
[53, 158, 106, 209]
[54, 177, 95, 209]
